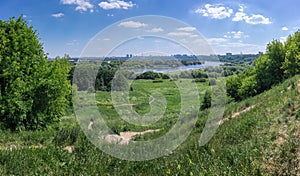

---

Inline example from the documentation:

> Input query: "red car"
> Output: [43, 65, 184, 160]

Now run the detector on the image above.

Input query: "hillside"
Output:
[0, 75, 299, 175]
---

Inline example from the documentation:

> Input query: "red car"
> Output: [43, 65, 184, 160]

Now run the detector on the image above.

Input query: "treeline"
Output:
[226, 31, 300, 102]
[0, 17, 71, 131]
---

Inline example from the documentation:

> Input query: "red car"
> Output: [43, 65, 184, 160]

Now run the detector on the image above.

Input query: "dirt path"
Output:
[218, 105, 255, 125]
[103, 129, 160, 145]
[120, 129, 160, 140]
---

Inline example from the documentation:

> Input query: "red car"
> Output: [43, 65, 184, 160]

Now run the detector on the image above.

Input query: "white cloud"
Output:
[66, 40, 79, 46]
[195, 4, 233, 19]
[224, 31, 247, 39]
[244, 14, 271, 25]
[206, 37, 228, 44]
[233, 6, 271, 25]
[103, 38, 111, 41]
[232, 11, 247, 22]
[280, 36, 288, 42]
[60, 0, 93, 12]
[107, 14, 114, 17]
[118, 21, 147, 28]
[51, 13, 64, 18]
[167, 32, 193, 37]
[281, 27, 289, 31]
[99, 0, 135, 10]
[146, 27, 164, 33]
[177, 27, 196, 32]
[190, 34, 199, 38]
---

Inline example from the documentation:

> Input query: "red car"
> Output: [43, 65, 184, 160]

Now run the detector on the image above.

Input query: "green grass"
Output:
[0, 76, 299, 175]
[95, 79, 208, 134]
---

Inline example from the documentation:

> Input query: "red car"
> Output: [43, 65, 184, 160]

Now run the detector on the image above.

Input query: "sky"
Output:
[1, 0, 299, 57]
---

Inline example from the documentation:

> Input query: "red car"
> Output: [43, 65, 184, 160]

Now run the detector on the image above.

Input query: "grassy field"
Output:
[0, 76, 300, 175]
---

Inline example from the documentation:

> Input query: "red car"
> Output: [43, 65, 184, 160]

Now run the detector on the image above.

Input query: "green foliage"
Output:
[192, 78, 206, 83]
[209, 78, 217, 86]
[238, 74, 257, 99]
[0, 17, 71, 131]
[201, 90, 211, 110]
[226, 75, 242, 101]
[255, 40, 285, 93]
[0, 75, 299, 175]
[136, 71, 168, 80]
[95, 69, 116, 91]
[227, 31, 300, 102]
[282, 31, 300, 77]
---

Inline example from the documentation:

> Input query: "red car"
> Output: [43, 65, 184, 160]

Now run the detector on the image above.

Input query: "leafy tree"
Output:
[255, 40, 285, 93]
[95, 69, 116, 91]
[226, 75, 242, 101]
[282, 31, 300, 77]
[0, 16, 71, 130]
[201, 90, 211, 110]
[238, 74, 257, 99]
[209, 78, 217, 86]
[136, 71, 162, 80]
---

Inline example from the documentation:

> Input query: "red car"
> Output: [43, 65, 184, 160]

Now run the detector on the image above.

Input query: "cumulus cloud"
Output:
[118, 21, 147, 28]
[60, 0, 93, 12]
[281, 27, 289, 31]
[99, 0, 135, 10]
[233, 6, 271, 25]
[146, 28, 164, 33]
[195, 4, 233, 19]
[245, 14, 271, 25]
[177, 27, 196, 32]
[51, 13, 64, 18]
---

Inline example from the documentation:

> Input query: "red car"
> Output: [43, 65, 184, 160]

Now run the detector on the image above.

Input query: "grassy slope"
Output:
[0, 76, 299, 175]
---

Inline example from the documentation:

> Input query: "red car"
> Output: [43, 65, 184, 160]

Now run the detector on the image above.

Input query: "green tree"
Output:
[255, 40, 285, 93]
[201, 90, 212, 110]
[282, 31, 300, 77]
[0, 16, 71, 130]
[238, 74, 257, 99]
[226, 75, 242, 101]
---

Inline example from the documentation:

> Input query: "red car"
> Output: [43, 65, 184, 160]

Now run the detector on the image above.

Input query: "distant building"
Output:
[226, 53, 232, 56]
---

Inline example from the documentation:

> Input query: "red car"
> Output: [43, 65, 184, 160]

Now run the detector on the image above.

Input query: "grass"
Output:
[0, 76, 299, 175]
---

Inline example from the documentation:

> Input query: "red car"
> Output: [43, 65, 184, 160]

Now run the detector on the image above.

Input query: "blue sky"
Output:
[1, 0, 299, 57]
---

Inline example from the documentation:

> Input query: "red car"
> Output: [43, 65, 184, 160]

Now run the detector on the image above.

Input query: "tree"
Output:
[238, 74, 257, 99]
[255, 40, 285, 93]
[226, 75, 242, 101]
[0, 16, 71, 130]
[282, 31, 300, 77]
[201, 90, 211, 110]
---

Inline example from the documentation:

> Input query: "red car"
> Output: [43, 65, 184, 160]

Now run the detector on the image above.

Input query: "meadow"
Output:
[0, 75, 299, 175]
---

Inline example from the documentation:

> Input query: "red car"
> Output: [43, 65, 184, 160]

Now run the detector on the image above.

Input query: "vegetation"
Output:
[0, 17, 71, 131]
[227, 31, 300, 101]
[0, 75, 299, 175]
[0, 16, 300, 175]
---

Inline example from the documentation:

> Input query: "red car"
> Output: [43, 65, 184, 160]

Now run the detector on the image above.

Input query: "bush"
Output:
[201, 90, 212, 110]
[192, 78, 206, 82]
[152, 79, 163, 83]
[209, 78, 217, 86]
[0, 16, 71, 131]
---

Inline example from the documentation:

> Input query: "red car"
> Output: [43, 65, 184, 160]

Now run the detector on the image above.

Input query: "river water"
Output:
[132, 61, 222, 73]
